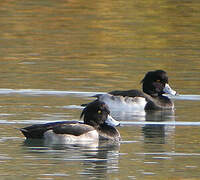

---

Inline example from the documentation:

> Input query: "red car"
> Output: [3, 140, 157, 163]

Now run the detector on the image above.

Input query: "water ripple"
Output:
[137, 152, 200, 156]
[168, 94, 200, 101]
[0, 89, 105, 97]
[1, 119, 200, 127]
[0, 89, 200, 101]
[121, 121, 200, 126]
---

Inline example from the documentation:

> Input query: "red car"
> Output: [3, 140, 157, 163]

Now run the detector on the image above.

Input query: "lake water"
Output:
[0, 0, 200, 179]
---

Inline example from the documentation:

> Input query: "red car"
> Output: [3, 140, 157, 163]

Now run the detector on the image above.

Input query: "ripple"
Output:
[121, 121, 200, 126]
[168, 94, 200, 101]
[63, 105, 84, 109]
[0, 120, 82, 125]
[0, 89, 105, 97]
[1, 119, 200, 127]
[40, 173, 69, 177]
[137, 152, 200, 156]
[0, 89, 200, 101]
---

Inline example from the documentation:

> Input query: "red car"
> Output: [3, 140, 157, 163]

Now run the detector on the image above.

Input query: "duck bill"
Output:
[163, 84, 177, 96]
[105, 115, 120, 127]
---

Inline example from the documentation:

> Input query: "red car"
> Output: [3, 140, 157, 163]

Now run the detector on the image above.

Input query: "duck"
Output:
[92, 70, 177, 111]
[20, 100, 121, 144]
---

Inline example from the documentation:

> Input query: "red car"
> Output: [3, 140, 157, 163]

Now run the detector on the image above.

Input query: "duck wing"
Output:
[109, 89, 146, 98]
[52, 123, 95, 136]
[20, 121, 81, 139]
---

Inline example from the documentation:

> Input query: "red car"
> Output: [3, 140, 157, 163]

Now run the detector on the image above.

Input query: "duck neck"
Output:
[97, 123, 120, 141]
[84, 121, 99, 129]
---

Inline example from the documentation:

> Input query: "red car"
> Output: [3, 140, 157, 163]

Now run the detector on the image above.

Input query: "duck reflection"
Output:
[112, 109, 175, 144]
[142, 110, 175, 144]
[22, 139, 120, 179]
[79, 142, 119, 179]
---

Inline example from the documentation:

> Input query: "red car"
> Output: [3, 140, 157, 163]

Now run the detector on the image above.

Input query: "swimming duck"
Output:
[20, 100, 120, 143]
[93, 70, 177, 111]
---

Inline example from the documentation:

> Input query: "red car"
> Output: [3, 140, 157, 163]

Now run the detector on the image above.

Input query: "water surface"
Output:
[0, 0, 200, 179]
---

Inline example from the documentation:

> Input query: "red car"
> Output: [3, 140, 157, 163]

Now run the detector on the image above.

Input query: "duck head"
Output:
[141, 70, 176, 97]
[80, 100, 120, 128]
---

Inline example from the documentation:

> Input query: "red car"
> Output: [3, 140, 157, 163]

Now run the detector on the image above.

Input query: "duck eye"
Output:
[97, 110, 102, 114]
[156, 79, 161, 82]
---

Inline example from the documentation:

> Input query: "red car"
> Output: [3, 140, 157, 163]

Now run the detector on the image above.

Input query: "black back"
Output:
[20, 121, 79, 139]
[109, 89, 146, 98]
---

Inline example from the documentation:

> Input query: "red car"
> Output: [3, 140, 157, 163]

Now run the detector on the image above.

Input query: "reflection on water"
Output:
[23, 139, 120, 179]
[142, 110, 175, 144]
[114, 109, 175, 145]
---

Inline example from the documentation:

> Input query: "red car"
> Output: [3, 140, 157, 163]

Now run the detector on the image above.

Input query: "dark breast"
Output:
[98, 124, 121, 141]
[145, 96, 174, 110]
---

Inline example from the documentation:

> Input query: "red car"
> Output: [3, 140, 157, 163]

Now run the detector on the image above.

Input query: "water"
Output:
[1, 0, 200, 179]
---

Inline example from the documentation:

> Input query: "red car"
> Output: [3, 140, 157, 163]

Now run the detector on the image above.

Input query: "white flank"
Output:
[98, 94, 147, 111]
[44, 130, 99, 145]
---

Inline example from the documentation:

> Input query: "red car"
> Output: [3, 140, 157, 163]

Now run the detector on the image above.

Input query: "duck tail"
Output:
[19, 124, 46, 139]
[19, 128, 31, 138]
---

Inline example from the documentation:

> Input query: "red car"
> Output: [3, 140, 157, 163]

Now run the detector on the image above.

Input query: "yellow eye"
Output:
[98, 110, 102, 114]
[156, 79, 160, 82]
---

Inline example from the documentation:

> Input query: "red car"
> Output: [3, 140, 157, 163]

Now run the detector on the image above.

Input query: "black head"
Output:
[141, 70, 169, 96]
[80, 100, 110, 128]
